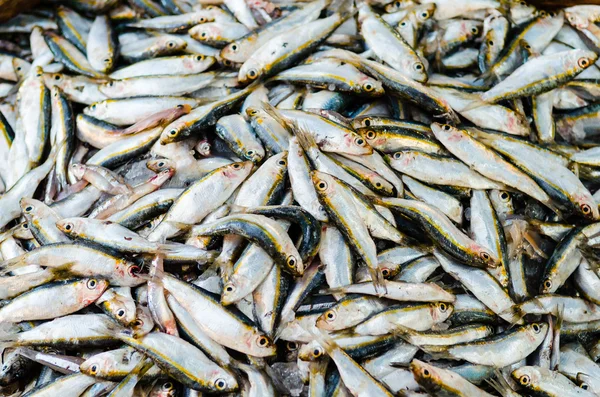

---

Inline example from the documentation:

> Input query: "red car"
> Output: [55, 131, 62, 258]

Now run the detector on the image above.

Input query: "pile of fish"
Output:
[4, 0, 600, 395]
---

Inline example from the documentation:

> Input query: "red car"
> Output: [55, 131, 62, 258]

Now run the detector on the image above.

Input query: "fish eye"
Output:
[471, 27, 478, 34]
[363, 118, 371, 127]
[134, 319, 143, 327]
[199, 17, 207, 22]
[22, 223, 28, 229]
[287, 256, 297, 269]
[90, 364, 98, 373]
[414, 62, 424, 71]
[24, 205, 34, 213]
[500, 191, 510, 201]
[519, 375, 530, 385]
[247, 68, 259, 79]
[91, 104, 96, 109]
[257, 336, 270, 347]
[128, 265, 140, 277]
[579, 58, 591, 68]
[519, 1, 526, 5]
[438, 302, 448, 312]
[421, 11, 429, 18]
[54, 74, 61, 80]
[442, 124, 451, 131]
[381, 268, 390, 277]
[195, 55, 204, 61]
[63, 222, 73, 231]
[375, 182, 382, 188]
[488, 40, 494, 46]
[581, 204, 593, 215]
[162, 382, 173, 391]
[247, 149, 255, 156]
[393, 152, 402, 159]
[366, 130, 376, 140]
[532, 323, 541, 333]
[232, 163, 241, 169]
[480, 251, 491, 262]
[168, 129, 177, 136]
[214, 378, 227, 390]
[224, 284, 235, 293]
[395, 1, 400, 6]
[539, 10, 547, 16]
[543, 279, 552, 290]
[222, 59, 232, 66]
[167, 41, 176, 48]
[400, 21, 407, 26]
[248, 109, 258, 116]
[108, 81, 114, 87]
[87, 279, 97, 289]
[549, 11, 556, 17]
[231, 44, 238, 51]
[422, 368, 431, 378]
[278, 159, 286, 166]
[313, 348, 323, 357]
[325, 311, 336, 321]
[581, 383, 590, 390]
[117, 309, 125, 317]
[158, 161, 165, 167]
[286, 341, 298, 350]
[363, 82, 374, 91]
[201, 32, 207, 38]
[176, 104, 184, 109]
[355, 137, 365, 146]
[316, 180, 328, 191]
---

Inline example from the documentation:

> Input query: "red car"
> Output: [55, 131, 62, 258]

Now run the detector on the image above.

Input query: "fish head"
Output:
[55, 217, 84, 236]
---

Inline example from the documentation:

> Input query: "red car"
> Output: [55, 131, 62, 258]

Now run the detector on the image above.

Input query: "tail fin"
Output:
[294, 129, 320, 153]
[458, 93, 489, 113]
[0, 255, 28, 276]
[260, 101, 293, 131]
[389, 324, 419, 344]
[308, 328, 338, 356]
[369, 267, 387, 296]
[550, 307, 563, 370]
[487, 369, 517, 397]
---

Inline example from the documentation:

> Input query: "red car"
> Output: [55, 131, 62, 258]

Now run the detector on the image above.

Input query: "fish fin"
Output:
[308, 328, 338, 355]
[0, 256, 26, 275]
[500, 303, 525, 327]
[458, 94, 489, 112]
[148, 253, 165, 283]
[319, 286, 346, 295]
[389, 361, 410, 368]
[550, 305, 563, 370]
[369, 267, 387, 296]
[389, 324, 418, 343]
[294, 128, 320, 152]
[487, 369, 516, 397]
[419, 344, 450, 359]
[0, 334, 18, 352]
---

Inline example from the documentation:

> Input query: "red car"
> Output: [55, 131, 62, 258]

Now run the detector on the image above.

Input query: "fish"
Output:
[0, 0, 600, 394]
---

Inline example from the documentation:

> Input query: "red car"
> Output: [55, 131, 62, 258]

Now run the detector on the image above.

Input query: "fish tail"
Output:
[294, 128, 319, 152]
[369, 267, 387, 296]
[0, 257, 26, 276]
[148, 253, 166, 282]
[390, 324, 417, 342]
[309, 328, 338, 355]
[487, 370, 516, 397]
